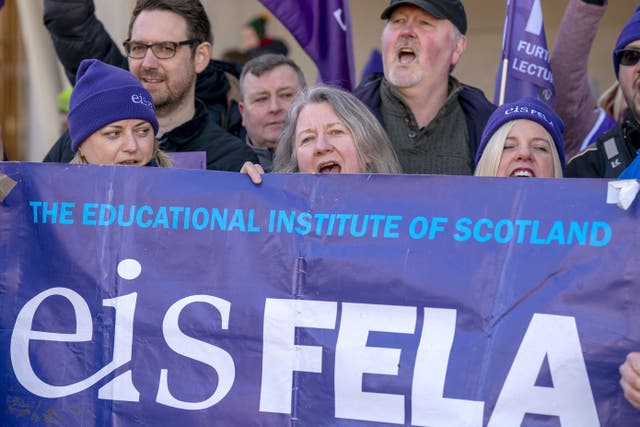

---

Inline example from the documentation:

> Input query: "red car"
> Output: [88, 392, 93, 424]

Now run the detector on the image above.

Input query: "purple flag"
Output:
[494, 0, 554, 105]
[259, 0, 355, 91]
[0, 0, 4, 9]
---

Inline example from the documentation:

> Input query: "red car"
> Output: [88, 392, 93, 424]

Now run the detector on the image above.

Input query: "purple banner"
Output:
[1, 162, 639, 426]
[259, 0, 355, 91]
[494, 0, 554, 105]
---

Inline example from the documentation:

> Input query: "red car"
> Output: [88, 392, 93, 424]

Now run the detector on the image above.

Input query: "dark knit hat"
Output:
[68, 59, 158, 152]
[247, 15, 268, 40]
[614, 6, 640, 78]
[476, 97, 565, 168]
[380, 0, 467, 35]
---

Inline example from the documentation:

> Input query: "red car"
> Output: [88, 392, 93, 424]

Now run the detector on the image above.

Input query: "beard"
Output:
[141, 71, 197, 116]
[385, 66, 423, 89]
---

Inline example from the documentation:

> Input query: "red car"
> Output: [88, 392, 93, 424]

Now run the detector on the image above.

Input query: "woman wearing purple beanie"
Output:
[474, 97, 565, 178]
[68, 58, 170, 167]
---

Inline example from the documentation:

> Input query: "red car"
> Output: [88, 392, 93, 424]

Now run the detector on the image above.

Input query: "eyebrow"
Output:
[505, 136, 551, 143]
[248, 90, 270, 98]
[296, 128, 316, 137]
[103, 120, 149, 130]
[249, 86, 297, 96]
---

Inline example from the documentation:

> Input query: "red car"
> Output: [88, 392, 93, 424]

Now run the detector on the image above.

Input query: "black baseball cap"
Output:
[380, 0, 467, 35]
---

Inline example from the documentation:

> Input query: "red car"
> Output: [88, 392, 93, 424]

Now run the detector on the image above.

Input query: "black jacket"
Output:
[44, 101, 258, 171]
[353, 72, 496, 162]
[565, 111, 640, 178]
[43, 0, 244, 137]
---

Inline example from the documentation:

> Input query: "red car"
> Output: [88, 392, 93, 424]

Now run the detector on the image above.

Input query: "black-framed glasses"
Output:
[123, 39, 198, 59]
[615, 49, 640, 68]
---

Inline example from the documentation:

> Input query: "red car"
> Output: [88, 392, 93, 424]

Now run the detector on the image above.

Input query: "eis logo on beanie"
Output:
[131, 93, 154, 109]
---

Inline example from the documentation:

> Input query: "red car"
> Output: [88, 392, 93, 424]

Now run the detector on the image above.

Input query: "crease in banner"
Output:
[258, 0, 355, 91]
[493, 0, 554, 105]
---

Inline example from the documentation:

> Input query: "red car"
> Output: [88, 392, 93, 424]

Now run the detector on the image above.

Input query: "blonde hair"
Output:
[71, 139, 172, 167]
[475, 121, 563, 178]
[597, 82, 626, 123]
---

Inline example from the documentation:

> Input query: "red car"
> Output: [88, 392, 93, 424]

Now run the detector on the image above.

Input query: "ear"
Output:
[451, 34, 467, 66]
[194, 41, 212, 74]
[238, 101, 246, 126]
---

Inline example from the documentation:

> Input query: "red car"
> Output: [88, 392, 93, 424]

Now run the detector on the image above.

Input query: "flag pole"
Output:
[496, 0, 516, 105]
[498, 58, 509, 106]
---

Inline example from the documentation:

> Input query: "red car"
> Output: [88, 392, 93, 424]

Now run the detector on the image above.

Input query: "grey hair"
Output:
[273, 85, 402, 174]
[474, 120, 562, 178]
[449, 26, 465, 74]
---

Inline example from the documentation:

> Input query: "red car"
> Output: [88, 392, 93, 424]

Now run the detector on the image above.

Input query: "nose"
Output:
[268, 96, 283, 113]
[514, 143, 532, 161]
[399, 20, 416, 37]
[121, 131, 138, 153]
[140, 47, 159, 68]
[314, 133, 332, 153]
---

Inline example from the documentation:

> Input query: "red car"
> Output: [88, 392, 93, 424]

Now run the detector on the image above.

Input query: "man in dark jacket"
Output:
[565, 6, 640, 178]
[354, 0, 495, 175]
[42, 0, 257, 171]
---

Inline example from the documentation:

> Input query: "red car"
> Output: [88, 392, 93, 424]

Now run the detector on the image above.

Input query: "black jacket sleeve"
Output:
[43, 0, 128, 84]
[43, 131, 75, 163]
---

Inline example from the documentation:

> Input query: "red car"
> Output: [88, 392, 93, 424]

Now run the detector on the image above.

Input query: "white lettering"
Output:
[11, 288, 137, 399]
[333, 8, 347, 32]
[259, 298, 337, 413]
[412, 308, 484, 426]
[156, 295, 235, 410]
[335, 303, 416, 424]
[488, 314, 599, 427]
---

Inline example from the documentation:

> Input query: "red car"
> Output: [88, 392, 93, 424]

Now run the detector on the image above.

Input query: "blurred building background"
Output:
[0, 0, 636, 161]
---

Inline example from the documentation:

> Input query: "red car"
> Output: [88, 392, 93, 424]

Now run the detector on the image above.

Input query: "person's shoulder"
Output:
[354, 73, 384, 97]
[353, 72, 385, 113]
[564, 144, 602, 177]
[458, 83, 496, 113]
[567, 125, 620, 161]
[564, 127, 621, 178]
[43, 131, 74, 163]
[593, 123, 622, 145]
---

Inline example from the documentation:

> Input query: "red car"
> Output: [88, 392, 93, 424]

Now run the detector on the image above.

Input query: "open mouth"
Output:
[510, 168, 535, 178]
[118, 160, 141, 166]
[317, 162, 342, 174]
[397, 47, 416, 65]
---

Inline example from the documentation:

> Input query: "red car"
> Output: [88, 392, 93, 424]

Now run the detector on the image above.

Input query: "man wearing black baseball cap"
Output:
[355, 0, 495, 175]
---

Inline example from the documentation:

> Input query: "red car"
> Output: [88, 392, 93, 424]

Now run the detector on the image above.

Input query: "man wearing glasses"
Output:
[43, 0, 258, 171]
[565, 6, 640, 178]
